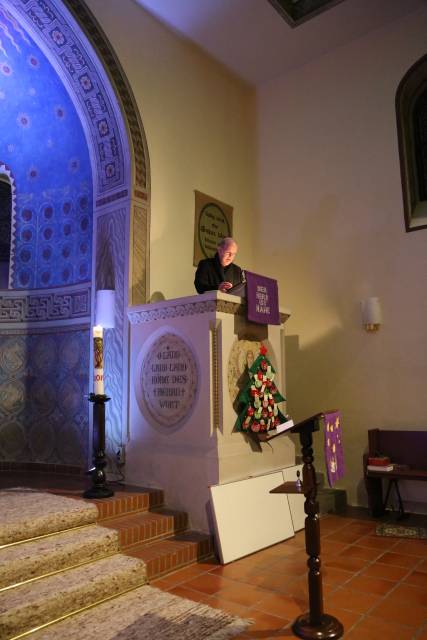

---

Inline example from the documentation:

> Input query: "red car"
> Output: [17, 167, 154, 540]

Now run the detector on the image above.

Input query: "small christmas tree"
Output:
[235, 344, 287, 433]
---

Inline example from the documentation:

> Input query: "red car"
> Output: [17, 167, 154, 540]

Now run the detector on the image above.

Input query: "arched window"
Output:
[0, 174, 11, 288]
[396, 54, 427, 232]
[413, 90, 427, 203]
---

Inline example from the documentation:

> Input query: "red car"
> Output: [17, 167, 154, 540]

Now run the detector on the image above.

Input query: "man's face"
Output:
[218, 242, 238, 267]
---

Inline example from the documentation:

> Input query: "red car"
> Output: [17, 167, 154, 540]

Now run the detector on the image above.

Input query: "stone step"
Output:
[0, 490, 98, 545]
[0, 525, 119, 590]
[101, 508, 189, 549]
[0, 554, 146, 640]
[126, 531, 214, 579]
[46, 488, 214, 582]
[87, 487, 164, 520]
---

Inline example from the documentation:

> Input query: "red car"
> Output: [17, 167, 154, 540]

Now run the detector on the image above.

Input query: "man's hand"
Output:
[219, 281, 233, 293]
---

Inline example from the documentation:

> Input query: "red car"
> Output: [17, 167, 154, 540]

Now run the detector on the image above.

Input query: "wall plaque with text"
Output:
[193, 190, 233, 266]
[140, 333, 198, 428]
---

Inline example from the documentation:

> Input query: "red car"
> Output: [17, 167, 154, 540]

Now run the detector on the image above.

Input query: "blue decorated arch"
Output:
[0, 0, 150, 469]
[0, 4, 92, 289]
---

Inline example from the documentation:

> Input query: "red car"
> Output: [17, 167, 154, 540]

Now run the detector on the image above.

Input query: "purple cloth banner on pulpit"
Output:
[323, 411, 345, 487]
[245, 271, 280, 325]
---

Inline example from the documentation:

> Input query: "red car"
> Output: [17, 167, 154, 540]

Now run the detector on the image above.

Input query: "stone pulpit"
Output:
[127, 291, 295, 532]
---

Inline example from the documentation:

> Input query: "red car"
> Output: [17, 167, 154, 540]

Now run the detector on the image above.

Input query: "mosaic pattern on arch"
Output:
[0, 328, 90, 465]
[0, 4, 93, 289]
[6, 0, 126, 192]
[0, 287, 90, 323]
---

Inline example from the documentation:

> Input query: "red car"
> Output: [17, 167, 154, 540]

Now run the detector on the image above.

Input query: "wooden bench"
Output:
[363, 428, 427, 518]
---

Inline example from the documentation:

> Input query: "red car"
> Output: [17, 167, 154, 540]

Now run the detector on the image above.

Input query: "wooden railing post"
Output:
[270, 414, 344, 639]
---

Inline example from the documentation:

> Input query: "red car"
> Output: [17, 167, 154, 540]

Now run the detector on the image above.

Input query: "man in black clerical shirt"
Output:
[194, 237, 242, 294]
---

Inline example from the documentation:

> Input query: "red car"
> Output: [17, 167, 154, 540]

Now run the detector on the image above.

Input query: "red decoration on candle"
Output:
[93, 325, 104, 395]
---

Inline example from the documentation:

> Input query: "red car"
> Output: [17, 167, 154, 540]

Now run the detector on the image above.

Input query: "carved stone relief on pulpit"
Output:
[138, 331, 199, 429]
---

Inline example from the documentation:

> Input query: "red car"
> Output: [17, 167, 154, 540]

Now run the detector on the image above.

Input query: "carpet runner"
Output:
[28, 585, 249, 640]
[376, 522, 427, 539]
[0, 488, 249, 640]
[0, 554, 147, 638]
[0, 524, 118, 589]
[0, 489, 98, 545]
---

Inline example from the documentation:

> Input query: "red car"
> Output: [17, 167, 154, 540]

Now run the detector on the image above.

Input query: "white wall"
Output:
[86, 0, 427, 510]
[256, 8, 427, 508]
[85, 0, 257, 301]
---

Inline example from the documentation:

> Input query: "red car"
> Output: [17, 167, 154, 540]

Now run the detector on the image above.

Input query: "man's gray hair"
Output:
[217, 237, 236, 249]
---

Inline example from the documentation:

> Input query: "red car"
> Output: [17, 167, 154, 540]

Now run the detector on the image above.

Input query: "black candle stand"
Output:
[83, 392, 114, 499]
[265, 413, 344, 640]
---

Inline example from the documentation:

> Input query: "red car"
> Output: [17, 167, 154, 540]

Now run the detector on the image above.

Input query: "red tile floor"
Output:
[152, 512, 427, 639]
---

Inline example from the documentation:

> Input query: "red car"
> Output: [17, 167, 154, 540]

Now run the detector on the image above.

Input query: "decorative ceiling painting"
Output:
[0, 3, 92, 289]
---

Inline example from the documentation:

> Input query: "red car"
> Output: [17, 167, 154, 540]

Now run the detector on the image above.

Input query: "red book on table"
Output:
[368, 456, 391, 466]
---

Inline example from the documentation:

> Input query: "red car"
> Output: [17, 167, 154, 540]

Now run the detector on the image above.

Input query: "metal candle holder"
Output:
[83, 392, 114, 499]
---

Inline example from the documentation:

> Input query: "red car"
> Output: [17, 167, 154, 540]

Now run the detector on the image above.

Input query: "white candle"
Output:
[93, 324, 104, 395]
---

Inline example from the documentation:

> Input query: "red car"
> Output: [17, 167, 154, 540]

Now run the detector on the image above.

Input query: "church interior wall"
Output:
[84, 0, 258, 302]
[256, 6, 427, 510]
[0, 4, 93, 466]
[2, 0, 425, 518]
[0, 327, 89, 464]
[0, 0, 138, 469]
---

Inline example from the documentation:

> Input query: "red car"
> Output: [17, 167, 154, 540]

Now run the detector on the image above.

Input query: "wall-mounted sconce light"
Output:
[361, 297, 382, 332]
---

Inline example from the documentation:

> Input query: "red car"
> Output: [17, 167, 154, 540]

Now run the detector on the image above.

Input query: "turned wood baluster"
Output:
[291, 418, 343, 640]
[268, 414, 343, 638]
[300, 428, 323, 625]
